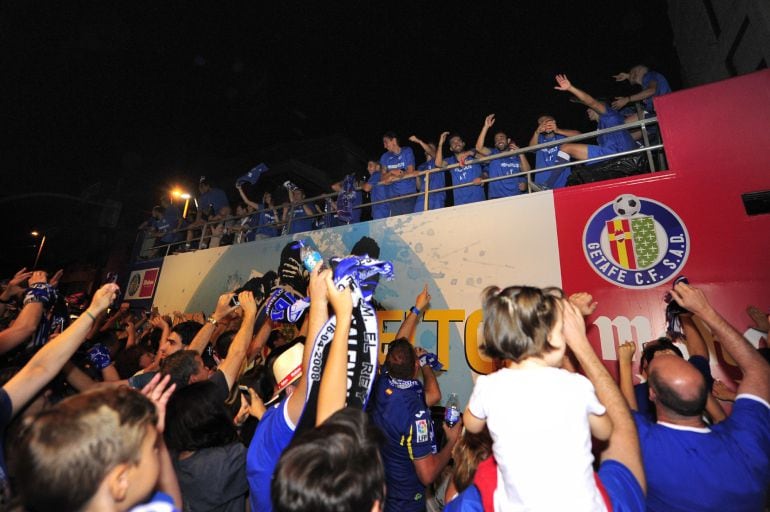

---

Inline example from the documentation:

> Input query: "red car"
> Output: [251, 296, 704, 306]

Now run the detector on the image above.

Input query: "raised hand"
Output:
[415, 284, 431, 311]
[561, 298, 589, 348]
[568, 292, 598, 316]
[747, 305, 770, 332]
[150, 314, 169, 330]
[408, 135, 420, 143]
[669, 282, 712, 317]
[617, 341, 636, 365]
[8, 268, 33, 290]
[213, 293, 236, 321]
[712, 380, 737, 402]
[308, 264, 328, 303]
[238, 291, 257, 318]
[141, 373, 176, 433]
[90, 283, 120, 314]
[247, 387, 267, 420]
[483, 114, 495, 129]
[613, 72, 630, 82]
[611, 96, 630, 110]
[439, 131, 450, 143]
[325, 272, 353, 316]
[554, 74, 572, 92]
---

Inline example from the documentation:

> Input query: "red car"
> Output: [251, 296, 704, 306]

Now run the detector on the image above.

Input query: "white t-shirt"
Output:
[468, 366, 607, 512]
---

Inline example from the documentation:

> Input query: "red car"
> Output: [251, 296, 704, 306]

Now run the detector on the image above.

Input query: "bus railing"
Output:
[136, 115, 663, 260]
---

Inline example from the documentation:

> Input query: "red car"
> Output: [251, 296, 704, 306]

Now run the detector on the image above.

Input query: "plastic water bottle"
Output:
[444, 392, 460, 427]
[299, 242, 323, 272]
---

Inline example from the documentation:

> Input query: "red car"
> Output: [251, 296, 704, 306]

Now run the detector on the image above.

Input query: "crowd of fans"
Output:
[139, 67, 670, 257]
[1, 227, 768, 511]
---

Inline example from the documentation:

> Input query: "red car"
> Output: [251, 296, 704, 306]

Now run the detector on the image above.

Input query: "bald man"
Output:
[634, 283, 770, 512]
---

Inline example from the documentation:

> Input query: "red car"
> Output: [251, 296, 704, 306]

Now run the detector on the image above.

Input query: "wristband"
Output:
[85, 310, 97, 322]
[410, 306, 421, 316]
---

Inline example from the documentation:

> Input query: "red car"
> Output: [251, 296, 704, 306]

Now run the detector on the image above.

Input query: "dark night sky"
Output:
[0, 0, 680, 275]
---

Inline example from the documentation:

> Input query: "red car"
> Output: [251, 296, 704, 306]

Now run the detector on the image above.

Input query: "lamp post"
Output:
[171, 189, 192, 219]
[31, 231, 46, 269]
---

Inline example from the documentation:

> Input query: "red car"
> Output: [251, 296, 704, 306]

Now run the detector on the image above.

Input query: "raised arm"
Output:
[415, 347, 441, 407]
[562, 298, 646, 493]
[612, 80, 660, 110]
[218, 291, 256, 390]
[671, 283, 770, 402]
[554, 74, 606, 114]
[0, 268, 32, 303]
[188, 293, 235, 355]
[246, 319, 273, 363]
[617, 341, 639, 410]
[141, 374, 182, 511]
[287, 264, 329, 425]
[434, 131, 449, 168]
[395, 284, 431, 341]
[3, 284, 119, 418]
[475, 114, 495, 156]
[408, 135, 436, 159]
[316, 272, 353, 425]
[236, 183, 261, 210]
[0, 301, 43, 355]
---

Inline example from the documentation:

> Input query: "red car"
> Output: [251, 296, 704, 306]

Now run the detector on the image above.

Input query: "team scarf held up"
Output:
[260, 242, 310, 325]
[336, 174, 357, 224]
[295, 254, 394, 435]
[23, 283, 67, 352]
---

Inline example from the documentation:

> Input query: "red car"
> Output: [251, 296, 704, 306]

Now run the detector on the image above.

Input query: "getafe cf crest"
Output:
[583, 194, 689, 289]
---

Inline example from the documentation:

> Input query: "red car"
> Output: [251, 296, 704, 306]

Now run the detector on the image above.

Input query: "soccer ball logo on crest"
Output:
[612, 194, 642, 217]
[583, 194, 690, 289]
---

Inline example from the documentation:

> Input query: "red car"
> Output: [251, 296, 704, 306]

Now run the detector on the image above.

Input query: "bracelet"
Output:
[207, 316, 218, 326]
[410, 306, 421, 316]
[85, 310, 96, 322]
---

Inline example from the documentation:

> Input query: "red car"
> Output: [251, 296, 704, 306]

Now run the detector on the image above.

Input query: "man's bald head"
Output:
[648, 355, 707, 418]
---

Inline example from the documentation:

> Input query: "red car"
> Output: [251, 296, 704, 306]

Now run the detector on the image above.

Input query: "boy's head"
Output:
[272, 408, 385, 512]
[15, 387, 159, 512]
[481, 285, 565, 364]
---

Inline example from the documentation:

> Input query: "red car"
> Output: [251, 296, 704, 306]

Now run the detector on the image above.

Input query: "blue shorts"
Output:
[598, 460, 646, 512]
[586, 144, 620, 165]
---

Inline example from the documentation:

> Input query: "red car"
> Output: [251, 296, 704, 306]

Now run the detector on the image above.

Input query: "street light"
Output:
[31, 231, 46, 269]
[171, 189, 192, 218]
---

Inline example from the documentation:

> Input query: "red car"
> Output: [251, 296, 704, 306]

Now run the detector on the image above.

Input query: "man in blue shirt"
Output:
[283, 187, 317, 235]
[611, 65, 672, 141]
[362, 160, 392, 220]
[553, 74, 636, 166]
[186, 177, 230, 248]
[634, 282, 770, 512]
[409, 135, 445, 212]
[611, 65, 672, 115]
[380, 132, 417, 216]
[475, 114, 532, 199]
[369, 339, 461, 512]
[528, 114, 580, 190]
[435, 132, 485, 206]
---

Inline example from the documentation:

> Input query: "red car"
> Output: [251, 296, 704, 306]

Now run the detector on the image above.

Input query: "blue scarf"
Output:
[295, 254, 394, 434]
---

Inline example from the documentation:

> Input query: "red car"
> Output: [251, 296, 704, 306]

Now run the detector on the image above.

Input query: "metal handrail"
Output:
[136, 114, 663, 259]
